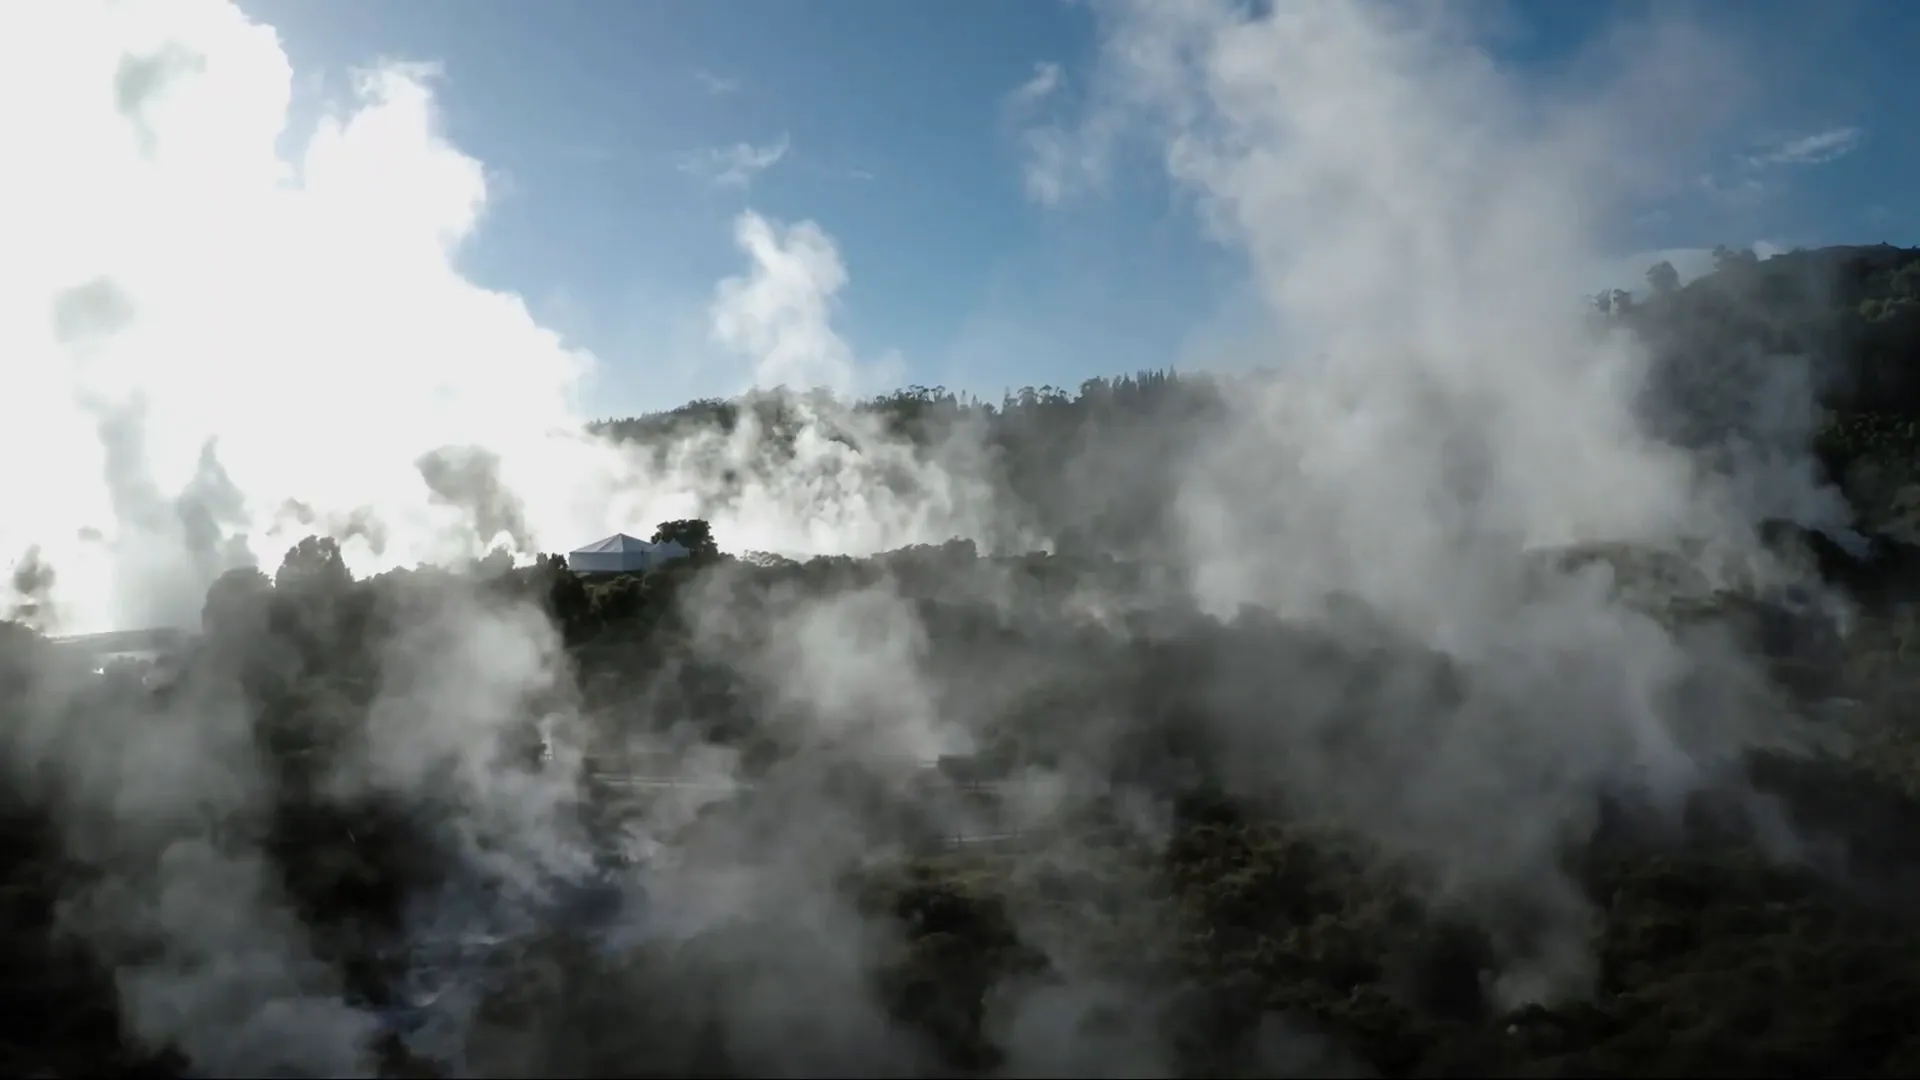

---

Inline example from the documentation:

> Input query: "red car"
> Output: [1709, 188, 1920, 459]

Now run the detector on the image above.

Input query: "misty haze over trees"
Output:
[10, 0, 1920, 1074]
[6, 244, 1920, 1077]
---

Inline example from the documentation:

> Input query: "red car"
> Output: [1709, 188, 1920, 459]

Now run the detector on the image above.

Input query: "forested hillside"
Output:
[592, 243, 1920, 559]
[1618, 245, 1920, 510]
[592, 368, 1228, 562]
[4, 245, 1920, 1077]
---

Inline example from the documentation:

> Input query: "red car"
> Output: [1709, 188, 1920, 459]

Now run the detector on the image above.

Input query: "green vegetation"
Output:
[4, 245, 1920, 1076]
[591, 369, 1226, 560]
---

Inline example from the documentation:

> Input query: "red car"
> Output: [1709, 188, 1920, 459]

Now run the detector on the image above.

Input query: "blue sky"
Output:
[237, 0, 1920, 418]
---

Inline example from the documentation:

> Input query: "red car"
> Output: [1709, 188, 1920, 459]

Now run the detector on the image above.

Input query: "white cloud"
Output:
[1006, 58, 1127, 207]
[1010, 60, 1063, 108]
[678, 134, 790, 189]
[694, 68, 740, 96]
[1696, 124, 1861, 207]
[0, 0, 962, 640]
[1021, 127, 1092, 206]
[1745, 125, 1862, 168]
[710, 211, 864, 395]
[1003, 59, 1128, 208]
[1017, 110, 1125, 207]
[0, 0, 666, 634]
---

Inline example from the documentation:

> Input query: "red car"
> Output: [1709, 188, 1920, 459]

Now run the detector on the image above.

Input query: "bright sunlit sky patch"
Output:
[237, 0, 1920, 416]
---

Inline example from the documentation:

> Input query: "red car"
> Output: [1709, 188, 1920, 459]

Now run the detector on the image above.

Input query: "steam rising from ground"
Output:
[0, 0, 982, 637]
[0, 0, 1864, 1075]
[1047, 0, 1818, 1003]
[1059, 0, 1851, 1014]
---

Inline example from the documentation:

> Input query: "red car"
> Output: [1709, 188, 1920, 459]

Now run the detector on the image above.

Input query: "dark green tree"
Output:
[652, 519, 719, 559]
[273, 535, 352, 596]
[201, 565, 272, 643]
[1645, 259, 1680, 295]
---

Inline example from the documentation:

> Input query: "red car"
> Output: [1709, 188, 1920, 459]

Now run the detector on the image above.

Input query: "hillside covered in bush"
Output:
[4, 244, 1920, 1077]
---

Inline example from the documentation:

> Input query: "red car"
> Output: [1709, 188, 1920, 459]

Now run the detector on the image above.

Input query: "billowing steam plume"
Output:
[0, 0, 1876, 1075]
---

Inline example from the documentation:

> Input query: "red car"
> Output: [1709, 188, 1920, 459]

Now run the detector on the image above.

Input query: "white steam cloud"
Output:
[0, 10, 1013, 1064]
[711, 212, 863, 395]
[1020, 0, 1835, 1006]
[0, 1, 965, 636]
[0, 0, 1872, 1074]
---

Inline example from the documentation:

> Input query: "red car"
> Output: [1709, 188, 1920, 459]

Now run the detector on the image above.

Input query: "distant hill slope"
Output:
[592, 245, 1920, 557]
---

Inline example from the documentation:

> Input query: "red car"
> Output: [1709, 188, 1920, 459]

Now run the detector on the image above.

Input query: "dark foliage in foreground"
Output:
[5, 526, 1920, 1077]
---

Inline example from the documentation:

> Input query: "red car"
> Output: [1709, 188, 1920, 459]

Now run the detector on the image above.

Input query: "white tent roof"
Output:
[564, 530, 656, 553]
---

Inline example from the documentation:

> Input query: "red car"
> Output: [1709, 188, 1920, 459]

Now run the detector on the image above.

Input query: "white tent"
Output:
[566, 533, 691, 574]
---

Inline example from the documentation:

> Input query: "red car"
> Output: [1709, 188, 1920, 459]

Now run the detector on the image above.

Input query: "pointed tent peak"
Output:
[573, 532, 654, 555]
